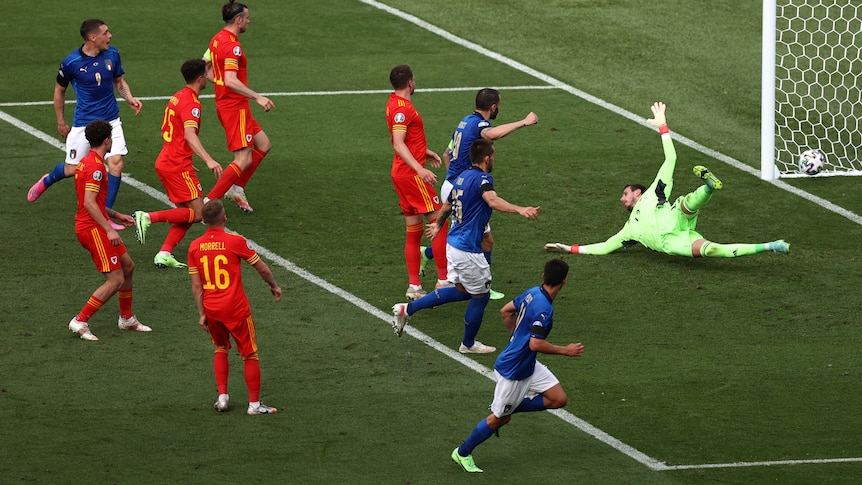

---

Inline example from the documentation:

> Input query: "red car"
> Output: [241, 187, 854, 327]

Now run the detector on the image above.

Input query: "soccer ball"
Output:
[799, 149, 826, 175]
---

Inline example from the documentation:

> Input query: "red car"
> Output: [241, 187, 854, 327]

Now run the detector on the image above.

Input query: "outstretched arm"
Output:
[482, 112, 539, 140]
[545, 228, 628, 255]
[482, 190, 539, 220]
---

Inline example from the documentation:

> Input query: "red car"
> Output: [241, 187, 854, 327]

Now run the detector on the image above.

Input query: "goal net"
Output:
[761, 0, 862, 179]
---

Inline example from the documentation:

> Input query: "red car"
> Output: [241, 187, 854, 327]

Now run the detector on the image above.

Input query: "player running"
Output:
[392, 139, 540, 353]
[132, 59, 223, 269]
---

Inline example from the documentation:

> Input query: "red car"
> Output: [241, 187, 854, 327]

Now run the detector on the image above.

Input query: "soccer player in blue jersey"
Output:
[451, 258, 584, 473]
[392, 138, 540, 354]
[420, 89, 538, 300]
[545, 102, 790, 258]
[28, 19, 142, 225]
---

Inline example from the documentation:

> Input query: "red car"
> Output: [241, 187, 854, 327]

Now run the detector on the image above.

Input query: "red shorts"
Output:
[156, 167, 202, 204]
[216, 106, 262, 152]
[392, 175, 441, 217]
[207, 314, 259, 357]
[76, 227, 127, 273]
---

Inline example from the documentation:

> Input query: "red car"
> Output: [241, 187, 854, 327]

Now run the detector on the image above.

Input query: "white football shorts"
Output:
[490, 361, 559, 418]
[445, 244, 492, 295]
[64, 117, 128, 164]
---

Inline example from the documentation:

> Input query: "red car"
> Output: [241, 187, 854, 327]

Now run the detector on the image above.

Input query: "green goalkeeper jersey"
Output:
[581, 133, 702, 256]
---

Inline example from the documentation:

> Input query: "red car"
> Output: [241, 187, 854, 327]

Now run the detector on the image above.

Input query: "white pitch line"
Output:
[358, 0, 862, 471]
[0, 85, 557, 107]
[357, 0, 862, 228]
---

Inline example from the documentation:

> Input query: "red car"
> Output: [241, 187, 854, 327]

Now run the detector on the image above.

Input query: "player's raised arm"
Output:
[645, 101, 677, 194]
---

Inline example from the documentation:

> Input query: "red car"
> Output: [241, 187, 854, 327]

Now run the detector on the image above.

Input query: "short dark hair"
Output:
[389, 64, 413, 90]
[469, 138, 495, 165]
[80, 19, 105, 40]
[202, 199, 226, 226]
[475, 88, 500, 111]
[181, 59, 207, 83]
[84, 120, 112, 147]
[543, 259, 569, 287]
[625, 184, 647, 195]
[222, 1, 248, 23]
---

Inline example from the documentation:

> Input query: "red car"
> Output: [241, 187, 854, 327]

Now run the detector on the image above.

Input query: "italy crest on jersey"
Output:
[105, 60, 113, 71]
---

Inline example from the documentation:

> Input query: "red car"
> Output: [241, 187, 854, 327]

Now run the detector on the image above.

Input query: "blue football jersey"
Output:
[57, 46, 125, 127]
[494, 286, 555, 380]
[447, 166, 494, 253]
[445, 112, 492, 182]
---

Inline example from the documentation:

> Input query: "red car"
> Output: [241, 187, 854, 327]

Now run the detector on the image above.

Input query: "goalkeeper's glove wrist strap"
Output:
[658, 125, 669, 135]
[570, 244, 579, 254]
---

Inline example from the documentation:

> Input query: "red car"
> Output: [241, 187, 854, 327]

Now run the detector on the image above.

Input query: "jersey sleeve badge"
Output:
[394, 112, 406, 123]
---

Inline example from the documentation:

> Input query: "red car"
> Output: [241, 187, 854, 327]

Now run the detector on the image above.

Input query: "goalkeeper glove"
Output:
[544, 243, 572, 253]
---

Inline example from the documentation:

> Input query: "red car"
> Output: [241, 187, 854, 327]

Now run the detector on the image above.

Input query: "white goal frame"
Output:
[761, 0, 862, 180]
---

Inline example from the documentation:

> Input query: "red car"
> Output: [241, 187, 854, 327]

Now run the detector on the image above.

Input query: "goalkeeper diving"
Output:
[545, 102, 789, 258]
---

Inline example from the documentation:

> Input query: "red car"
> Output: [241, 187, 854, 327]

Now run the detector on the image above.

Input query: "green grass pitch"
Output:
[2, 1, 860, 483]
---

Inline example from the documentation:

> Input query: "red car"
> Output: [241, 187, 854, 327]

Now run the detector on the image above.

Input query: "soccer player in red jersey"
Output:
[188, 199, 282, 415]
[386, 64, 448, 300]
[132, 59, 223, 269]
[69, 120, 151, 341]
[203, 1, 275, 213]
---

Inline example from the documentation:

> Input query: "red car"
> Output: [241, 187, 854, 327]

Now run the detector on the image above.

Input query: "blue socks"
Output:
[44, 162, 68, 187]
[406, 286, 470, 314]
[462, 292, 490, 347]
[106, 173, 121, 209]
[458, 418, 496, 456]
[513, 394, 546, 413]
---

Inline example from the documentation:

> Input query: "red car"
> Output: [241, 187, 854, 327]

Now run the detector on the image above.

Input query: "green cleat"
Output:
[451, 447, 483, 473]
[419, 245, 431, 277]
[770, 239, 790, 254]
[154, 252, 187, 269]
[133, 211, 151, 245]
[489, 289, 505, 300]
[693, 166, 723, 191]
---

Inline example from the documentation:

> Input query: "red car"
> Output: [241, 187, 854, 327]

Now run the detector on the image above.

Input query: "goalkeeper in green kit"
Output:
[545, 102, 789, 258]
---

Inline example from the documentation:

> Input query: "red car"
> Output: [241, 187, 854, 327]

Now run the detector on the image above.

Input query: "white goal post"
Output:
[761, 0, 862, 179]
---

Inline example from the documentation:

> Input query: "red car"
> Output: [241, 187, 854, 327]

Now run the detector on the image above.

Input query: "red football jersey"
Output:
[155, 86, 202, 172]
[74, 150, 109, 233]
[386, 93, 428, 178]
[188, 227, 261, 322]
[209, 29, 249, 111]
